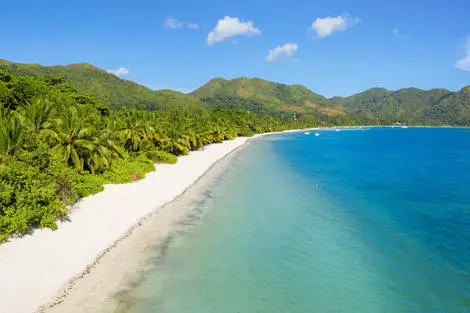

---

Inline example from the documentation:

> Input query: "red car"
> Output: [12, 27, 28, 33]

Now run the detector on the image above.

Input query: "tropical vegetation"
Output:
[1, 58, 469, 242]
[332, 87, 470, 126]
[2, 59, 468, 126]
[0, 69, 323, 242]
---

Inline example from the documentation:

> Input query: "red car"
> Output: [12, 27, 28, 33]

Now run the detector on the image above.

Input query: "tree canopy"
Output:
[331, 87, 470, 126]
[0, 69, 323, 242]
[1, 60, 468, 242]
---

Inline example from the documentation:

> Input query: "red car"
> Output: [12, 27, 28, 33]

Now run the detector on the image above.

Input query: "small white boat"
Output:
[401, 126, 408, 129]
[336, 129, 340, 132]
[304, 132, 310, 135]
[315, 132, 320, 137]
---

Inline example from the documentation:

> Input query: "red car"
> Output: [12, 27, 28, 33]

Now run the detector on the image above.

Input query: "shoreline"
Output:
[1, 125, 457, 313]
[40, 126, 470, 312]
[44, 136, 257, 313]
[0, 129, 298, 313]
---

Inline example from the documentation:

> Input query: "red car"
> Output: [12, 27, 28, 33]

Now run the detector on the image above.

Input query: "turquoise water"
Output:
[116, 128, 470, 313]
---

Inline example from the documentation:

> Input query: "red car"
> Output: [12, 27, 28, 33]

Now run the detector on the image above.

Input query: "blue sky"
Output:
[1, 0, 469, 97]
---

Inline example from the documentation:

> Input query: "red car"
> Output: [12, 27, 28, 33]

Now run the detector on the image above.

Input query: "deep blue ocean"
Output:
[116, 127, 470, 313]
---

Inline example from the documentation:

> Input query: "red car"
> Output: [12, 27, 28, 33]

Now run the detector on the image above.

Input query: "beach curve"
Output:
[0, 135, 265, 313]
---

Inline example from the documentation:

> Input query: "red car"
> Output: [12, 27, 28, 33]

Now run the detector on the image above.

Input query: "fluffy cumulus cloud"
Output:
[107, 68, 129, 77]
[267, 43, 298, 62]
[207, 16, 260, 45]
[456, 36, 470, 71]
[311, 14, 360, 38]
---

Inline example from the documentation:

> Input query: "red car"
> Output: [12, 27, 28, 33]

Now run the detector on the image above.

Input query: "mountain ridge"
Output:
[330, 86, 469, 125]
[191, 76, 345, 116]
[0, 60, 203, 111]
[0, 59, 469, 125]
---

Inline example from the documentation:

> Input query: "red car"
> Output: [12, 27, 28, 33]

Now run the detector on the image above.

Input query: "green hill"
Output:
[331, 86, 470, 125]
[191, 77, 346, 116]
[0, 59, 202, 111]
[1, 60, 468, 125]
[425, 86, 470, 125]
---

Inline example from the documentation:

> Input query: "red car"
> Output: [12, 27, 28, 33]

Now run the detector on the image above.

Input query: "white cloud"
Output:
[310, 14, 360, 38]
[207, 16, 260, 45]
[107, 68, 129, 77]
[267, 43, 298, 62]
[187, 23, 200, 30]
[456, 36, 470, 71]
[164, 17, 199, 30]
[164, 17, 184, 29]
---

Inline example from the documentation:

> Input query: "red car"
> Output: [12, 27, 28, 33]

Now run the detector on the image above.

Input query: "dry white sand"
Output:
[0, 137, 256, 313]
[44, 141, 249, 313]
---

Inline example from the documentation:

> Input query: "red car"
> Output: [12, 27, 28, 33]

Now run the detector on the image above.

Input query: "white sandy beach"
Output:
[0, 136, 260, 313]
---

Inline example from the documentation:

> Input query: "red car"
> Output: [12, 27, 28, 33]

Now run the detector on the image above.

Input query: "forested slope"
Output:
[0, 70, 318, 242]
[331, 87, 470, 125]
[192, 77, 346, 117]
[0, 60, 202, 111]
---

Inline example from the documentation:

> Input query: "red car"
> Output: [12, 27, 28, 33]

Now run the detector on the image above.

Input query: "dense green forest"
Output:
[192, 77, 470, 126]
[0, 69, 326, 242]
[2, 60, 468, 126]
[196, 78, 470, 126]
[332, 87, 470, 125]
[0, 59, 203, 111]
[191, 77, 346, 116]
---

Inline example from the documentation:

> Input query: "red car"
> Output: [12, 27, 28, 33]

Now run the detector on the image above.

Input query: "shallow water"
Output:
[115, 128, 470, 313]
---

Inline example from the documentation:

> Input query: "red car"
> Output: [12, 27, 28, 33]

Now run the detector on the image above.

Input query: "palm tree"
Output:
[46, 106, 117, 173]
[150, 130, 171, 151]
[118, 110, 154, 152]
[48, 106, 93, 170]
[84, 128, 123, 173]
[0, 114, 27, 162]
[20, 96, 55, 136]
